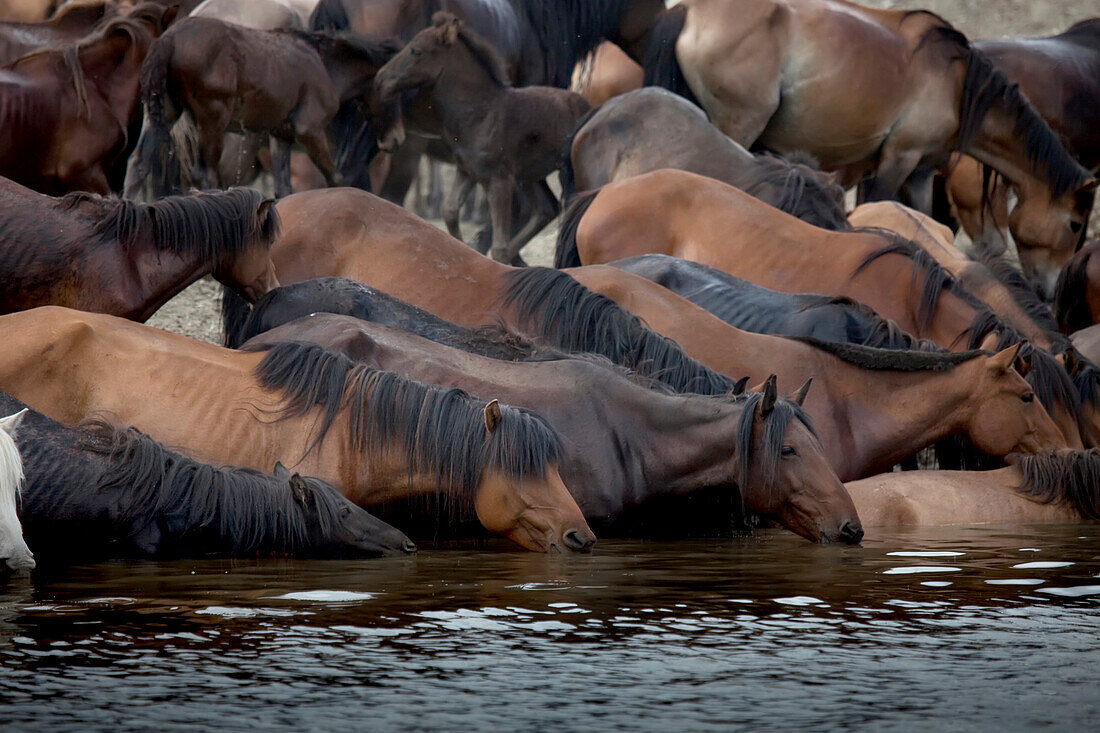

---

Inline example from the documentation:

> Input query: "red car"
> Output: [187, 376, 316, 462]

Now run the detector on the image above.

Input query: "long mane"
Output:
[254, 342, 563, 502]
[1053, 241, 1098, 334]
[56, 187, 279, 261]
[280, 28, 402, 67]
[749, 152, 850, 232]
[514, 0, 633, 87]
[1013, 450, 1100, 520]
[970, 248, 1063, 339]
[501, 267, 742, 395]
[791, 336, 986, 372]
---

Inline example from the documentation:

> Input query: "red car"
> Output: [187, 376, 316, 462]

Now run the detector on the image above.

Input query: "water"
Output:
[2, 524, 1099, 729]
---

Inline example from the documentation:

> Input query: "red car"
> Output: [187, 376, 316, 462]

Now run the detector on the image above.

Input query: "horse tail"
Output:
[222, 286, 255, 349]
[642, 5, 700, 108]
[309, 0, 350, 32]
[137, 37, 177, 198]
[554, 188, 599, 269]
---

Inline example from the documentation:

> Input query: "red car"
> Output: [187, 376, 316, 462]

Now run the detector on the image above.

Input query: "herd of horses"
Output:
[1, 0, 1099, 573]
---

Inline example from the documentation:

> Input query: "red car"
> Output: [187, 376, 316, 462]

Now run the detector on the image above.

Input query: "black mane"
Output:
[749, 151, 850, 232]
[58, 187, 279, 261]
[736, 391, 817, 493]
[514, 0, 633, 87]
[501, 267, 741, 395]
[281, 28, 402, 67]
[970, 248, 1064, 340]
[1013, 450, 1100, 520]
[255, 342, 563, 503]
[1053, 241, 1098, 334]
[790, 336, 986, 372]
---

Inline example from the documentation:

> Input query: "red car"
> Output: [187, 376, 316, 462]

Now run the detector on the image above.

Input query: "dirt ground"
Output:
[147, 0, 1100, 343]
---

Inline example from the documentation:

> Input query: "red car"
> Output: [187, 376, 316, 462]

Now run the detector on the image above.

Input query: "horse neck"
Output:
[966, 109, 1054, 199]
[120, 243, 220, 322]
[79, 34, 147, 125]
[320, 52, 381, 103]
[958, 264, 1054, 349]
[428, 51, 508, 131]
[826, 361, 979, 479]
[923, 285, 987, 350]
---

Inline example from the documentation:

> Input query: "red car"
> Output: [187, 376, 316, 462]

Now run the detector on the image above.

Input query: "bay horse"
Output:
[255, 187, 1069, 479]
[563, 87, 848, 231]
[646, 0, 1095, 290]
[373, 13, 589, 264]
[559, 170, 1092, 447]
[1, 393, 414, 561]
[0, 408, 33, 572]
[0, 13, 165, 194]
[610, 254, 930, 352]
[0, 180, 280, 320]
[0, 307, 595, 553]
[131, 17, 399, 197]
[1053, 240, 1100, 335]
[241, 314, 864, 543]
[845, 450, 1100, 528]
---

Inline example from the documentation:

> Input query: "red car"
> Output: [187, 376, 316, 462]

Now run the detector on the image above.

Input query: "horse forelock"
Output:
[1013, 449, 1100, 520]
[75, 419, 334, 552]
[735, 392, 817, 495]
[255, 342, 563, 507]
[501, 267, 740, 396]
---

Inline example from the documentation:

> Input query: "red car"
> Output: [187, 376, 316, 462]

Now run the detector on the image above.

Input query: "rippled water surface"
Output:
[2, 525, 1099, 729]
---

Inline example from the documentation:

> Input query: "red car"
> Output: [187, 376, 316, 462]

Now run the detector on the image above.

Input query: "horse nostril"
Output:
[401, 539, 418, 554]
[563, 529, 595, 553]
[839, 522, 864, 545]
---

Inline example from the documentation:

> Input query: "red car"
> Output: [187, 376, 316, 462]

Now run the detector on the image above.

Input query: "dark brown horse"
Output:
[646, 0, 1095, 292]
[1054, 240, 1100, 335]
[374, 13, 589, 263]
[0, 179, 280, 319]
[131, 16, 398, 197]
[563, 87, 848, 231]
[0, 306, 595, 553]
[242, 314, 864, 543]
[0, 13, 164, 193]
[251, 187, 1070, 478]
[0, 0, 114, 65]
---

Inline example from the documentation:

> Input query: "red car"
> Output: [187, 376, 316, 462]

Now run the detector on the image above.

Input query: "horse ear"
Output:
[0, 408, 28, 435]
[257, 198, 275, 218]
[1013, 346, 1032, 378]
[989, 342, 1023, 374]
[760, 375, 778, 415]
[1063, 347, 1080, 376]
[440, 15, 461, 43]
[273, 461, 290, 479]
[160, 4, 180, 28]
[730, 376, 749, 396]
[790, 378, 813, 407]
[290, 474, 313, 507]
[483, 399, 502, 434]
[1078, 178, 1099, 195]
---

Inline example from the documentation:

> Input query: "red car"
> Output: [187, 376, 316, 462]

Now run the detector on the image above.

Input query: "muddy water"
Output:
[2, 525, 1098, 729]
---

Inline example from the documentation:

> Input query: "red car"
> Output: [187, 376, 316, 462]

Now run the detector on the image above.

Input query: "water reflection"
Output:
[1, 524, 1099, 728]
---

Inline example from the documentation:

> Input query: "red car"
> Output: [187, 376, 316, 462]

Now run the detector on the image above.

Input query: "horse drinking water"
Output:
[0, 408, 33, 572]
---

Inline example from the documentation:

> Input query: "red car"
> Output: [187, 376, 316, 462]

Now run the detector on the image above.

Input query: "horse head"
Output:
[0, 409, 34, 573]
[740, 377, 863, 545]
[212, 197, 281, 303]
[1010, 177, 1098, 299]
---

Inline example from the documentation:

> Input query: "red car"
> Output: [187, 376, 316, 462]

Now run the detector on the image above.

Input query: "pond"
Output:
[2, 525, 1098, 729]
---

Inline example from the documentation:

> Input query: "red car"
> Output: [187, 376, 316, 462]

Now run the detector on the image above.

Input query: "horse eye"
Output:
[410, 47, 422, 57]
[1021, 393, 1034, 403]
[341, 507, 352, 519]
[781, 446, 797, 457]
[1069, 221, 1084, 234]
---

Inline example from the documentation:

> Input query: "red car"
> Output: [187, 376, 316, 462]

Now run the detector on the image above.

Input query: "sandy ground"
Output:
[147, 0, 1100, 343]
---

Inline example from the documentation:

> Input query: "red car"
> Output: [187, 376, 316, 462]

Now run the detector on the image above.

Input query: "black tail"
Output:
[309, 0, 350, 32]
[554, 188, 599, 269]
[558, 103, 601, 202]
[136, 37, 178, 198]
[501, 267, 740, 395]
[222, 286, 254, 348]
[642, 5, 700, 108]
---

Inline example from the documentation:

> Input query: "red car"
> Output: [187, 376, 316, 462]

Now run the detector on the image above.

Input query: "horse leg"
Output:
[860, 150, 923, 203]
[296, 125, 344, 189]
[898, 168, 935, 216]
[425, 160, 444, 220]
[497, 180, 559, 265]
[194, 107, 230, 190]
[486, 176, 516, 265]
[270, 135, 293, 199]
[442, 167, 475, 241]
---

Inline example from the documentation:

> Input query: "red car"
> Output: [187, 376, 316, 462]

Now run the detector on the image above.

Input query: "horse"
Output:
[845, 450, 1100, 527]
[571, 40, 641, 107]
[0, 408, 33, 572]
[562, 87, 848, 231]
[0, 13, 166, 194]
[188, 0, 318, 29]
[558, 170, 1093, 447]
[0, 180, 279, 320]
[240, 314, 863, 543]
[1071, 325, 1100, 366]
[1053, 240, 1100, 335]
[609, 254, 930, 351]
[374, 13, 589, 264]
[0, 393, 415, 561]
[941, 20, 1100, 273]
[252, 187, 1069, 479]
[0, 0, 114, 65]
[130, 17, 398, 198]
[645, 0, 1096, 292]
[0, 306, 595, 553]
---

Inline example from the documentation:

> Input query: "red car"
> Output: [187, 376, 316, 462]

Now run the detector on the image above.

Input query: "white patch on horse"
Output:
[0, 408, 34, 571]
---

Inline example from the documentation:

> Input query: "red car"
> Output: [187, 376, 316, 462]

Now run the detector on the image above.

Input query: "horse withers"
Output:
[0, 408, 33, 572]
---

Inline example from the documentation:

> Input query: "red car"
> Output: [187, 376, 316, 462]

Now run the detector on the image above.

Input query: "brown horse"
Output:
[845, 450, 1100, 527]
[374, 13, 589, 264]
[562, 87, 848, 231]
[255, 187, 1069, 479]
[0, 0, 113, 65]
[559, 170, 1092, 447]
[571, 40, 641, 107]
[646, 0, 1096, 291]
[942, 20, 1100, 278]
[0, 306, 595, 553]
[0, 12, 165, 193]
[1054, 240, 1100, 335]
[241, 314, 863, 543]
[1072, 325, 1100, 367]
[0, 180, 279, 319]
[131, 16, 398, 197]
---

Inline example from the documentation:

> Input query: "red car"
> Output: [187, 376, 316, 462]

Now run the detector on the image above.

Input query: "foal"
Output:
[374, 13, 589, 264]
